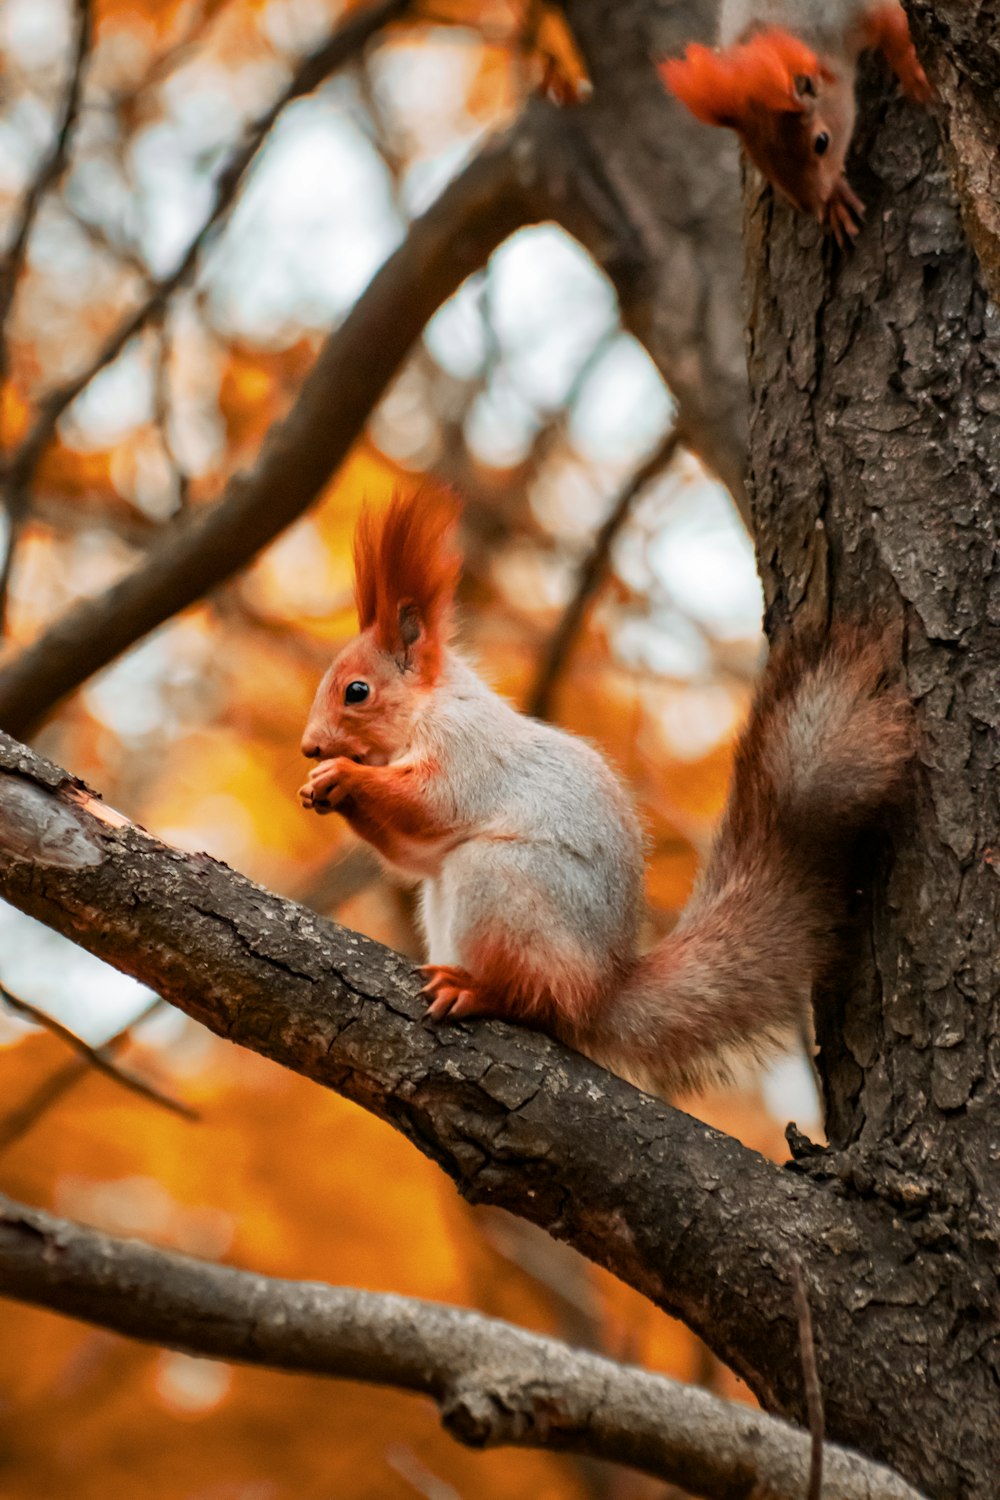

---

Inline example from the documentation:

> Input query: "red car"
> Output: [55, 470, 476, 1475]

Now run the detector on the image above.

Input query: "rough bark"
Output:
[905, 1, 1000, 307]
[742, 48, 1000, 1500]
[0, 1193, 926, 1500]
[0, 734, 974, 1496]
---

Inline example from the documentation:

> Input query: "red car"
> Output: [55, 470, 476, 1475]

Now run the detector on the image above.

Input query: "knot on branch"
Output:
[441, 1374, 574, 1449]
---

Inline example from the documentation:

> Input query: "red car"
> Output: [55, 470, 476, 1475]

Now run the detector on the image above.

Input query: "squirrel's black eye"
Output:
[814, 131, 830, 157]
[344, 680, 370, 705]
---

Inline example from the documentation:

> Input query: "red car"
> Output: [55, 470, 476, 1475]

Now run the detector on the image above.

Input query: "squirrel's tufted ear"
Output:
[353, 488, 461, 683]
[659, 46, 744, 127]
[659, 30, 822, 128]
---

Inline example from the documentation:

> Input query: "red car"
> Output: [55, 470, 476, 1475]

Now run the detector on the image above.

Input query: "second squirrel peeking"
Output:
[660, 0, 931, 243]
[299, 491, 912, 1097]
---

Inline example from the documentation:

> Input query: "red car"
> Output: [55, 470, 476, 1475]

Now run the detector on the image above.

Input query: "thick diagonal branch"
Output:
[0, 115, 544, 737]
[0, 1193, 926, 1500]
[0, 733, 941, 1485]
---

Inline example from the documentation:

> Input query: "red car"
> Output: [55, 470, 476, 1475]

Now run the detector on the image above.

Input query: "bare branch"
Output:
[0, 0, 414, 580]
[0, 986, 196, 1121]
[151, 314, 190, 512]
[0, 997, 165, 1153]
[0, 732, 940, 1461]
[0, 108, 551, 737]
[0, 1192, 927, 1500]
[61, 203, 154, 286]
[791, 1258, 824, 1500]
[0, 0, 94, 624]
[528, 425, 683, 720]
[0, 0, 94, 386]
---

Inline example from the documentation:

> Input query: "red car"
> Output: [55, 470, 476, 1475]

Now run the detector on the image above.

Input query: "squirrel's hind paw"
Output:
[419, 964, 496, 1022]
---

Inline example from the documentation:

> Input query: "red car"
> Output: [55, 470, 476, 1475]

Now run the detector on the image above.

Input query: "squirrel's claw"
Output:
[825, 177, 865, 247]
[299, 757, 352, 813]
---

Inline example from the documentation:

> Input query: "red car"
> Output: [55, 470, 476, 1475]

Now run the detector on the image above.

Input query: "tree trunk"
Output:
[743, 51, 1000, 1500]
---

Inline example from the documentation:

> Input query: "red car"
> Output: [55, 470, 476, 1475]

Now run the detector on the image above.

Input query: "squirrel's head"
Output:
[660, 30, 860, 239]
[301, 488, 461, 766]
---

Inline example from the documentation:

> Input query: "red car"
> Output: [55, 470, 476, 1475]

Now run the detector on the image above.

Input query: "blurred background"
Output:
[0, 0, 818, 1495]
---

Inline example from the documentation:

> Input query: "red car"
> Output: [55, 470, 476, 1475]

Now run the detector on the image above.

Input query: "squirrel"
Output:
[299, 490, 912, 1095]
[659, 1, 931, 244]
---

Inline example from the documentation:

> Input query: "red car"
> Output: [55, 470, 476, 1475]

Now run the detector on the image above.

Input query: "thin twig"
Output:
[0, 996, 165, 1153]
[527, 424, 683, 720]
[151, 315, 190, 511]
[62, 203, 153, 287]
[791, 1257, 825, 1500]
[0, 0, 94, 627]
[0, 987, 196, 1123]
[0, 0, 413, 593]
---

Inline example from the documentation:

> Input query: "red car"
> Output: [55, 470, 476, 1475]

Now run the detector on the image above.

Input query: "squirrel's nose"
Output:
[301, 734, 325, 759]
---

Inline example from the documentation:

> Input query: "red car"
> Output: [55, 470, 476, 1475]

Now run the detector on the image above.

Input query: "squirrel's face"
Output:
[301, 630, 426, 767]
[739, 72, 857, 233]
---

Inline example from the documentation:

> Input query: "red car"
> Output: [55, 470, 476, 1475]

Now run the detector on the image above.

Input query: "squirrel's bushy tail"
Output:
[591, 630, 913, 1095]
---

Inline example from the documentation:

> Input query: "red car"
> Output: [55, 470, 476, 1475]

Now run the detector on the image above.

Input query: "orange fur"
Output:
[659, 30, 823, 126]
[353, 489, 461, 683]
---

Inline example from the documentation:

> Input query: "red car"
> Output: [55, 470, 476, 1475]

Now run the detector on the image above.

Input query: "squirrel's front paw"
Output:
[299, 757, 354, 815]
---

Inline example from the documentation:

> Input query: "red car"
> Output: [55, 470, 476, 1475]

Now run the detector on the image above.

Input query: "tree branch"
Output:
[0, 1192, 926, 1500]
[0, 5, 751, 734]
[0, 732, 941, 1481]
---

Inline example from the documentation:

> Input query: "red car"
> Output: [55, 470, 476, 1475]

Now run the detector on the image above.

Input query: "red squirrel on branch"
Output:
[299, 491, 911, 1094]
[660, 1, 931, 243]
